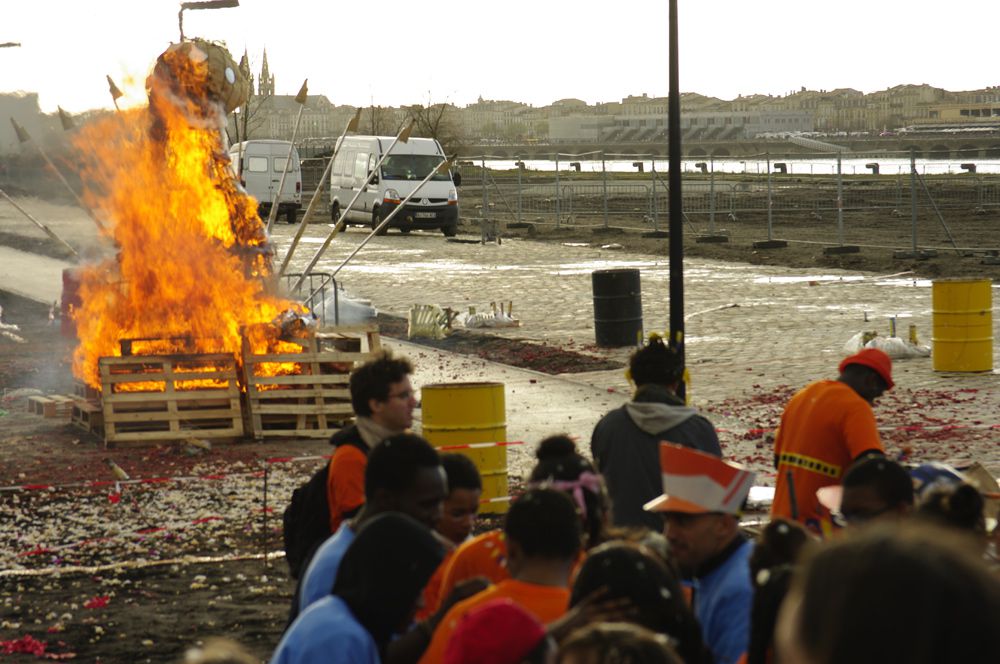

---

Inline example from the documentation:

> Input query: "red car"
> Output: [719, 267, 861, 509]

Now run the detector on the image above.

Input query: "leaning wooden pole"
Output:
[0, 188, 79, 257]
[10, 118, 107, 234]
[265, 79, 308, 233]
[277, 108, 362, 279]
[290, 120, 415, 293]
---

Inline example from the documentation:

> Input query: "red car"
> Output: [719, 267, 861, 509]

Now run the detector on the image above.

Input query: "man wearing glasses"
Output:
[327, 351, 419, 533]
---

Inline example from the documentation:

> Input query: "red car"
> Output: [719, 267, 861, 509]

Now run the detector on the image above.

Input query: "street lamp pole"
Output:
[178, 0, 239, 41]
[667, 0, 685, 399]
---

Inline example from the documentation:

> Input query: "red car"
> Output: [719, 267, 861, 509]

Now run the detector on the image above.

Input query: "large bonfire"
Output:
[70, 40, 304, 389]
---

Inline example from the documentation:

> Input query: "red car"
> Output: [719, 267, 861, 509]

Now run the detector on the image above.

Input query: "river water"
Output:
[483, 157, 1000, 176]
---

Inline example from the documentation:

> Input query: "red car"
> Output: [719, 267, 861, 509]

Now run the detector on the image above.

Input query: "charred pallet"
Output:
[98, 353, 243, 447]
[241, 325, 380, 440]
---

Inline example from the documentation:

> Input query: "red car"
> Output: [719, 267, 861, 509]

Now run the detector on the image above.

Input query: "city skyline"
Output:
[4, 0, 999, 114]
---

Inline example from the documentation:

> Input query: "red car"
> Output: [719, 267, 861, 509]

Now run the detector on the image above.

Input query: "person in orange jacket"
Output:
[770, 348, 893, 534]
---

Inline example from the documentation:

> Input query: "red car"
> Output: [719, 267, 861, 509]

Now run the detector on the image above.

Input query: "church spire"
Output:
[258, 49, 274, 96]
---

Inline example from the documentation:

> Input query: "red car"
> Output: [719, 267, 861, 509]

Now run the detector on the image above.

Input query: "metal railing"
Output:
[282, 272, 339, 324]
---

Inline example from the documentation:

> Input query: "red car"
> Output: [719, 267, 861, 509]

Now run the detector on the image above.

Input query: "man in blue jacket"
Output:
[644, 442, 756, 664]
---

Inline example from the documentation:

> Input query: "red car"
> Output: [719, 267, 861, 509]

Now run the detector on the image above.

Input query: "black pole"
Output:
[667, 0, 685, 400]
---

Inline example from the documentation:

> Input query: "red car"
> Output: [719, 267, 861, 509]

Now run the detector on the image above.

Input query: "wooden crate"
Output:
[71, 398, 104, 436]
[27, 394, 75, 418]
[98, 353, 243, 446]
[242, 325, 380, 439]
[73, 381, 101, 401]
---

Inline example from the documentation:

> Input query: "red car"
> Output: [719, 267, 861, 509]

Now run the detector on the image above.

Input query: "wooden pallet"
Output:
[242, 325, 380, 439]
[73, 381, 101, 401]
[71, 398, 104, 436]
[27, 394, 75, 418]
[98, 353, 243, 446]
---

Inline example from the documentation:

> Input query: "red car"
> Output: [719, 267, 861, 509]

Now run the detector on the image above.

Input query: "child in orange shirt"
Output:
[419, 488, 584, 664]
[435, 436, 610, 609]
[417, 454, 483, 622]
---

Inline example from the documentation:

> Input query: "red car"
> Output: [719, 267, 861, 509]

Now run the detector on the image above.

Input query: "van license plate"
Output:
[414, 212, 436, 219]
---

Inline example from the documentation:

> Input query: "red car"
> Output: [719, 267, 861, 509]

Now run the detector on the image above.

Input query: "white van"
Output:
[229, 140, 302, 224]
[328, 136, 460, 236]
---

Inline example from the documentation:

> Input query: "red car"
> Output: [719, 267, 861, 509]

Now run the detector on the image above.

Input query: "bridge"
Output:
[453, 135, 1000, 161]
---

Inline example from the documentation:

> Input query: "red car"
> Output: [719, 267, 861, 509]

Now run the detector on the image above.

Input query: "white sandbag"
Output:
[865, 335, 931, 359]
[324, 291, 377, 325]
[464, 311, 521, 329]
[843, 330, 878, 354]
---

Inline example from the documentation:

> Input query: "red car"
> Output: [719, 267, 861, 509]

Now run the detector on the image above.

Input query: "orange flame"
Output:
[70, 43, 303, 389]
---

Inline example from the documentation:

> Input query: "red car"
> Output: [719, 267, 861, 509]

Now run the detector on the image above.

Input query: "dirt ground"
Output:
[504, 206, 1000, 283]
[0, 288, 615, 663]
[2, 196, 999, 662]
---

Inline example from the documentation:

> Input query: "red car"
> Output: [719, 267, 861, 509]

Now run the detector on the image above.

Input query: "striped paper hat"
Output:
[643, 442, 756, 515]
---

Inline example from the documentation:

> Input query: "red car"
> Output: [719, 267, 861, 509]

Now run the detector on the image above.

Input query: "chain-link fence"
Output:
[453, 154, 1000, 254]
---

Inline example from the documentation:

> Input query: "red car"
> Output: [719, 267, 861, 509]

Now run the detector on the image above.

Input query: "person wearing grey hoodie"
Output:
[591, 338, 721, 531]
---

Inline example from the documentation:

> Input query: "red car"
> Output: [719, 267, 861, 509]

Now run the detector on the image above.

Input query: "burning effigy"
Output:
[68, 39, 302, 389]
[64, 41, 374, 444]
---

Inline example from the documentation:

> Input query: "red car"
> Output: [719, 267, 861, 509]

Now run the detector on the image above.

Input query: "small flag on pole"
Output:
[10, 118, 30, 143]
[399, 120, 415, 143]
[106, 75, 123, 101]
[57, 106, 75, 131]
[294, 79, 308, 105]
[347, 107, 362, 133]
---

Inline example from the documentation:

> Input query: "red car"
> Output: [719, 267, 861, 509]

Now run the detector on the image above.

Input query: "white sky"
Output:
[3, 0, 999, 114]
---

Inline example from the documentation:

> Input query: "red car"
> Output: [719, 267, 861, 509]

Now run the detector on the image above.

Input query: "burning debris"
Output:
[67, 39, 305, 390]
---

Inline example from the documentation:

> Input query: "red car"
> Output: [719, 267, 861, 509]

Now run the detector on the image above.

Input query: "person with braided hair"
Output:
[433, 436, 611, 612]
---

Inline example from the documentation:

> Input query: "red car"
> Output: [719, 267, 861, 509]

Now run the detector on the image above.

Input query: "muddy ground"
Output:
[2, 199, 999, 662]
[0, 289, 615, 663]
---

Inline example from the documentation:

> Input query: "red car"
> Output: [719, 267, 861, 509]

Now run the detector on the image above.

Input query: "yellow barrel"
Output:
[420, 382, 508, 514]
[931, 278, 993, 372]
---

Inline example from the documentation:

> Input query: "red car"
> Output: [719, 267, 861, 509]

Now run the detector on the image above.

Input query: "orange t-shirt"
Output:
[419, 579, 571, 664]
[415, 548, 455, 622]
[770, 380, 883, 530]
[326, 444, 367, 532]
[436, 530, 510, 606]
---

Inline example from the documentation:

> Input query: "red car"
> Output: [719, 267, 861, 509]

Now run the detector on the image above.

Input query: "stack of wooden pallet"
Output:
[97, 353, 243, 447]
[68, 324, 380, 446]
[71, 382, 104, 436]
[27, 394, 76, 418]
[241, 324, 380, 440]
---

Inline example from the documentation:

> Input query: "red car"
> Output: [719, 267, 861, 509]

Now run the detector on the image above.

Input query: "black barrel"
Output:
[592, 269, 643, 347]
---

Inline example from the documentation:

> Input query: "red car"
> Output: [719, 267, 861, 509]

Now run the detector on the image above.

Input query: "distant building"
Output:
[233, 57, 1000, 144]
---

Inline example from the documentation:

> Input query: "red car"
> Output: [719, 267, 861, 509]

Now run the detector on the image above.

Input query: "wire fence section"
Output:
[456, 154, 1000, 253]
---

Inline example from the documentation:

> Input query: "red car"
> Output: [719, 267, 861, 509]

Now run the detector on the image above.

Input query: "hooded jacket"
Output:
[591, 387, 721, 531]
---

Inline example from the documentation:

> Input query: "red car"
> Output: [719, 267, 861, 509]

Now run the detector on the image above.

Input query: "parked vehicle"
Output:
[328, 136, 460, 236]
[228, 139, 302, 223]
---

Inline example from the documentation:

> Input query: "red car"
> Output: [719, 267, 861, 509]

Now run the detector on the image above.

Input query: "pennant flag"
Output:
[294, 79, 308, 105]
[106, 75, 123, 101]
[10, 118, 30, 143]
[399, 120, 415, 143]
[347, 107, 361, 133]
[58, 106, 75, 131]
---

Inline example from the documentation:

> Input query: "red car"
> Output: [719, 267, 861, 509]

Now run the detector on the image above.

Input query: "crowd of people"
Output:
[196, 339, 1000, 663]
